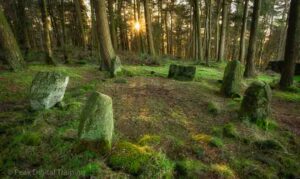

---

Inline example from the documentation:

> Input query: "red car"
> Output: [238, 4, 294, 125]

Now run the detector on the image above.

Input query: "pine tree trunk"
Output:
[39, 0, 55, 65]
[193, 0, 203, 63]
[279, 0, 300, 89]
[239, 0, 249, 63]
[244, 0, 261, 78]
[215, 0, 221, 60]
[74, 0, 88, 49]
[60, 0, 69, 63]
[137, 0, 144, 53]
[15, 0, 31, 54]
[94, 0, 117, 71]
[0, 8, 26, 71]
[218, 0, 228, 62]
[108, 0, 118, 50]
[277, 0, 289, 61]
[205, 0, 212, 65]
[144, 0, 156, 56]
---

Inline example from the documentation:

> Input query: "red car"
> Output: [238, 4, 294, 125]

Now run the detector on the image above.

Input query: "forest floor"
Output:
[0, 59, 300, 178]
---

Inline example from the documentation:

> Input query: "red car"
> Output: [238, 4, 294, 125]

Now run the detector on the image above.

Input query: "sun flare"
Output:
[134, 22, 141, 31]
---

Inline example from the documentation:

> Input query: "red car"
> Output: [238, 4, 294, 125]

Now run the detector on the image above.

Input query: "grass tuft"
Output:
[176, 159, 208, 177]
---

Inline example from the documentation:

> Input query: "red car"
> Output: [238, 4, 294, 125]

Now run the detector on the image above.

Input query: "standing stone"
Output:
[168, 64, 196, 81]
[30, 72, 69, 110]
[221, 60, 243, 97]
[240, 81, 272, 122]
[78, 92, 114, 154]
[111, 56, 122, 77]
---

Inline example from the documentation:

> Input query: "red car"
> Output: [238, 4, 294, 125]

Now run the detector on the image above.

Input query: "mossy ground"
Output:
[0, 60, 300, 178]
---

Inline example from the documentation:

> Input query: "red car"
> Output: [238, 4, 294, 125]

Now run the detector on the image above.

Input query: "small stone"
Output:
[111, 56, 122, 77]
[168, 64, 196, 81]
[240, 81, 272, 122]
[221, 60, 243, 97]
[30, 71, 69, 110]
[78, 92, 114, 154]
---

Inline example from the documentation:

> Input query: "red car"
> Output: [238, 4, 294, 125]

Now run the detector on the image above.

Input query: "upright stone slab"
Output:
[78, 92, 114, 154]
[168, 64, 196, 81]
[111, 56, 122, 77]
[30, 72, 69, 110]
[240, 81, 272, 122]
[221, 60, 243, 97]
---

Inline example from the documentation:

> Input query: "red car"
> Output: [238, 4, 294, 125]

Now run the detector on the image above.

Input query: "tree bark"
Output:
[143, 0, 156, 56]
[0, 7, 26, 71]
[244, 0, 261, 78]
[94, 0, 117, 71]
[74, 0, 88, 49]
[279, 0, 300, 89]
[108, 0, 118, 50]
[39, 0, 55, 65]
[218, 0, 228, 62]
[239, 0, 249, 63]
[215, 0, 221, 60]
[137, 0, 144, 53]
[277, 0, 289, 61]
[15, 0, 31, 55]
[193, 0, 203, 62]
[205, 0, 212, 65]
[60, 0, 69, 63]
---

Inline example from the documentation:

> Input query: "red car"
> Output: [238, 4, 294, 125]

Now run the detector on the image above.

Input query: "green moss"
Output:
[294, 75, 300, 83]
[212, 128, 223, 139]
[14, 131, 42, 146]
[278, 154, 300, 177]
[108, 142, 153, 174]
[141, 152, 174, 178]
[256, 74, 279, 84]
[255, 118, 278, 131]
[209, 137, 224, 148]
[230, 158, 274, 179]
[223, 123, 239, 138]
[176, 159, 208, 177]
[226, 99, 241, 111]
[207, 102, 221, 115]
[253, 139, 285, 151]
[80, 162, 101, 176]
[108, 142, 174, 177]
[274, 90, 300, 102]
[191, 145, 205, 158]
[211, 164, 235, 178]
[138, 134, 161, 146]
[195, 64, 224, 81]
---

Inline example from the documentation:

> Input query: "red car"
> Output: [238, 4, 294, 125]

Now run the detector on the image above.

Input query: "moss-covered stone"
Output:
[240, 81, 272, 123]
[78, 92, 114, 154]
[108, 141, 174, 177]
[221, 60, 243, 97]
[30, 71, 69, 110]
[111, 56, 122, 77]
[168, 64, 196, 81]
